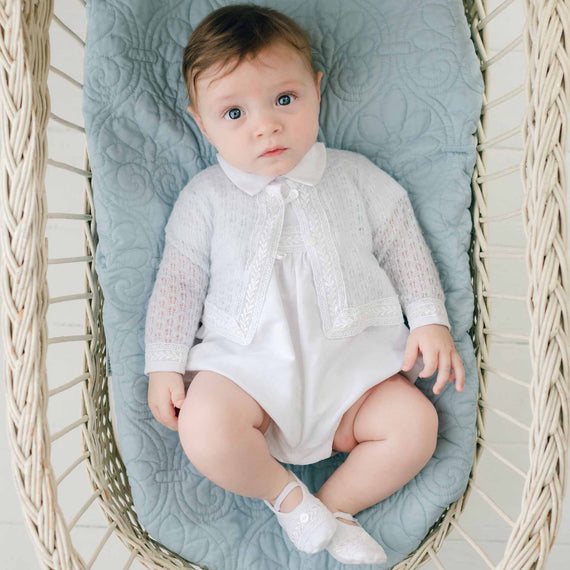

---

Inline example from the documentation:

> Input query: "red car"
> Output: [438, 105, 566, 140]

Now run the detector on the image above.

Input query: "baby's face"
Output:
[188, 42, 323, 178]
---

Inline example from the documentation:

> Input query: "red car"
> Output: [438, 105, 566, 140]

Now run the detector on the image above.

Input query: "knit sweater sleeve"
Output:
[144, 181, 212, 374]
[356, 154, 450, 331]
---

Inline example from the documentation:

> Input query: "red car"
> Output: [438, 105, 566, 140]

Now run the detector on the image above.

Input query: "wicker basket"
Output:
[0, 0, 568, 568]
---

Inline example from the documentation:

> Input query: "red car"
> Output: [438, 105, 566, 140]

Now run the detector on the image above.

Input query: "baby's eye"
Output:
[277, 93, 295, 106]
[224, 108, 242, 120]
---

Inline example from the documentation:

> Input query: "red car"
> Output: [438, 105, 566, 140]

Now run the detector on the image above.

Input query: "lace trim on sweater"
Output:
[145, 343, 188, 372]
[236, 185, 284, 343]
[293, 186, 347, 333]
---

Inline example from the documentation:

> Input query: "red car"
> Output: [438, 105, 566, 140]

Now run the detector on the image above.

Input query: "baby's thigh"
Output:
[179, 370, 271, 435]
[353, 374, 438, 445]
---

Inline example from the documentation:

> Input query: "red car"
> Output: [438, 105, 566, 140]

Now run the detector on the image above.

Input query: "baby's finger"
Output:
[402, 337, 419, 371]
[452, 352, 465, 392]
[419, 353, 438, 378]
[171, 387, 186, 409]
[434, 352, 451, 387]
[432, 373, 448, 395]
[162, 417, 179, 431]
[149, 403, 162, 424]
[159, 402, 179, 431]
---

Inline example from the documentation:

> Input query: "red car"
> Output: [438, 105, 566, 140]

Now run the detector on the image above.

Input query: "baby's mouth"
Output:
[260, 146, 287, 158]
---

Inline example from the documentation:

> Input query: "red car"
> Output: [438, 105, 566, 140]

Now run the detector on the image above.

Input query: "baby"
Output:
[145, 4, 465, 565]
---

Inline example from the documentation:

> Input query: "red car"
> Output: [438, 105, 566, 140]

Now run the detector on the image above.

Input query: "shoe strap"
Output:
[266, 476, 302, 513]
[333, 511, 358, 523]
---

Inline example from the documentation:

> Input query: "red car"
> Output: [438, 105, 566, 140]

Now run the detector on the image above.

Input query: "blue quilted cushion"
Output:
[83, 0, 483, 568]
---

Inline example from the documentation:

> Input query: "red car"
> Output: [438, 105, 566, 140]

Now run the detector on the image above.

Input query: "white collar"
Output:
[216, 142, 326, 196]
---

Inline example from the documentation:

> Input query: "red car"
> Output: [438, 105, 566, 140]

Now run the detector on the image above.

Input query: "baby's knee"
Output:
[178, 391, 234, 467]
[407, 396, 439, 457]
[178, 398, 226, 452]
[177, 373, 264, 468]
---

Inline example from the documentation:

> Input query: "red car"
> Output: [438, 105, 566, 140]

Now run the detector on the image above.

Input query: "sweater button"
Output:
[287, 188, 299, 201]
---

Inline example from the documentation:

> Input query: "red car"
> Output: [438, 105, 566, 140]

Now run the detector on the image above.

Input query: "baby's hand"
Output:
[401, 324, 465, 395]
[148, 371, 186, 430]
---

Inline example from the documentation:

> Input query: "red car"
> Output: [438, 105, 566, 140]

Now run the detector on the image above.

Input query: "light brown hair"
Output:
[182, 4, 318, 107]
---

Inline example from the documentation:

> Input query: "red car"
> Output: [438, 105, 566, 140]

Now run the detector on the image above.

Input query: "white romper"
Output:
[185, 180, 424, 465]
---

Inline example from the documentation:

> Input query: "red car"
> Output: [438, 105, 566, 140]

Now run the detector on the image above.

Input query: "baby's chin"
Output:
[220, 149, 306, 178]
[260, 166, 295, 178]
[239, 163, 295, 179]
[255, 157, 304, 178]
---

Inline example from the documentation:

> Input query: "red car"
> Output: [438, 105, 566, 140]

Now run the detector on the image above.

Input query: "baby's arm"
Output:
[358, 156, 464, 393]
[373, 191, 449, 331]
[376, 196, 465, 392]
[145, 183, 212, 428]
[145, 242, 208, 430]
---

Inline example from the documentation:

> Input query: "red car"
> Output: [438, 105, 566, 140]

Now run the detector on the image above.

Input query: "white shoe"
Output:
[264, 472, 337, 554]
[326, 512, 388, 565]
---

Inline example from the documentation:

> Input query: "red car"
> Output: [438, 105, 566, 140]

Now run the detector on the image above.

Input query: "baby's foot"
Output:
[326, 512, 387, 565]
[264, 472, 337, 554]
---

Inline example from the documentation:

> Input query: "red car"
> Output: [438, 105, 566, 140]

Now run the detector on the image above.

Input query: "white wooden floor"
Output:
[1, 0, 569, 568]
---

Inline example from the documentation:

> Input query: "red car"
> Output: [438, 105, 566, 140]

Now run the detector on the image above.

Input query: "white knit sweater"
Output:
[145, 143, 450, 374]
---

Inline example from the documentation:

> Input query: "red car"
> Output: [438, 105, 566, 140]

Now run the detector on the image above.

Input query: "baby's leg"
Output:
[315, 373, 438, 515]
[178, 371, 296, 506]
[179, 371, 340, 554]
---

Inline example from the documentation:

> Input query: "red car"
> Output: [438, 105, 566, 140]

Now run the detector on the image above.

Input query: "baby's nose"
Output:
[255, 111, 282, 137]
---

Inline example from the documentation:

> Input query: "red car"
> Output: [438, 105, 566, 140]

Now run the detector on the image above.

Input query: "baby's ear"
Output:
[187, 105, 209, 139]
[316, 71, 323, 103]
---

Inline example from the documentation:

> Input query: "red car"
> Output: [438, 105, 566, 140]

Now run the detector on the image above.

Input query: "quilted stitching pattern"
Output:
[83, 0, 483, 568]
